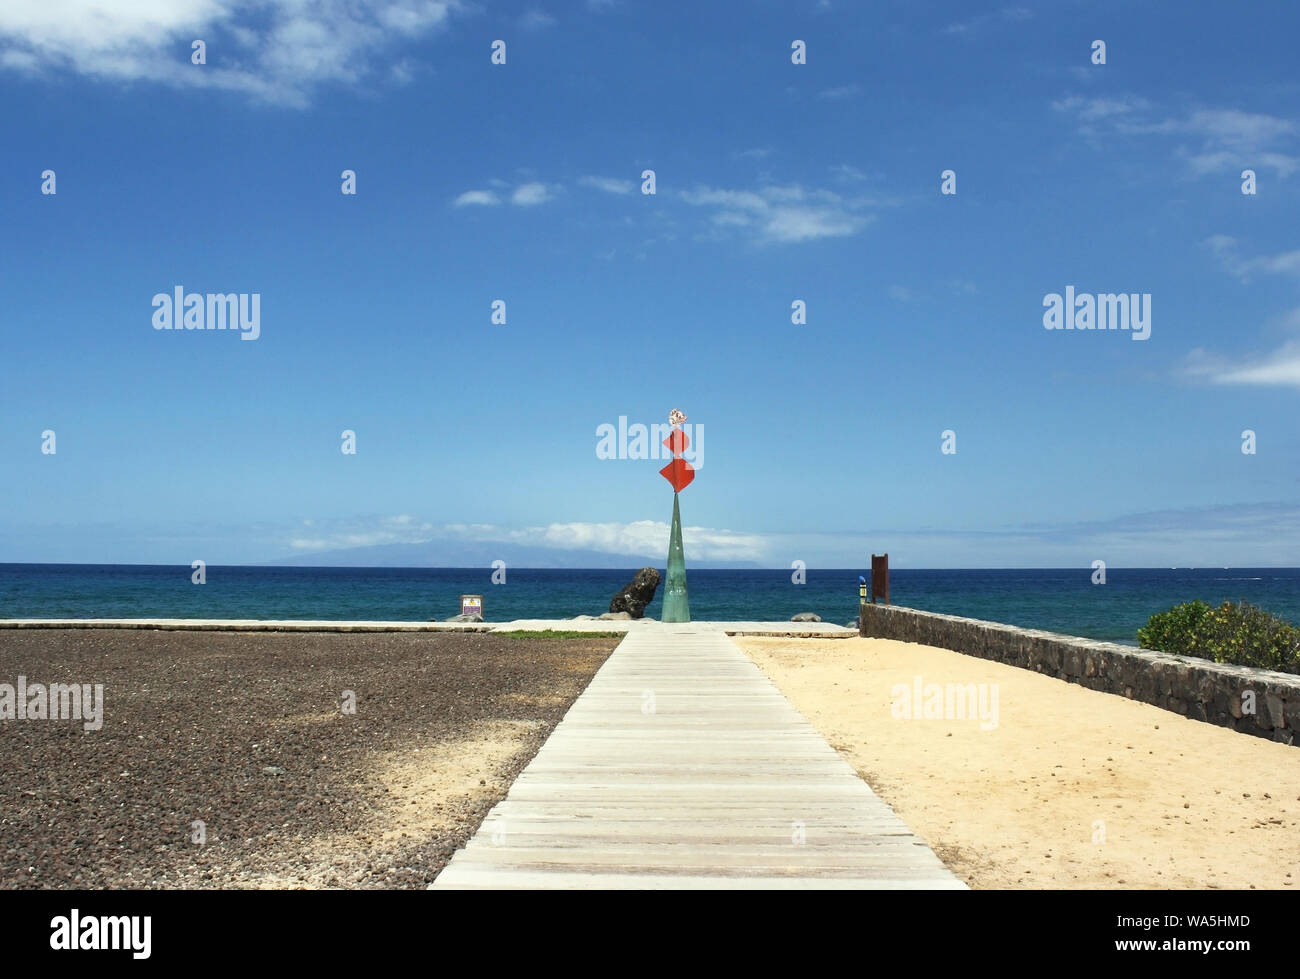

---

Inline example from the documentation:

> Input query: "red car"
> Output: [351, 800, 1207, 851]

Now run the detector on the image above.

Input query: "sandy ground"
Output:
[0, 629, 617, 889]
[737, 636, 1300, 889]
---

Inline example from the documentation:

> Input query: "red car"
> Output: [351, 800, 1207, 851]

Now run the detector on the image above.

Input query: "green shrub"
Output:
[1138, 600, 1300, 675]
[1137, 599, 1211, 656]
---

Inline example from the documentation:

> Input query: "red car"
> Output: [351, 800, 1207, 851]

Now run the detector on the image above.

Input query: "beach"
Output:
[737, 635, 1300, 889]
[0, 628, 618, 889]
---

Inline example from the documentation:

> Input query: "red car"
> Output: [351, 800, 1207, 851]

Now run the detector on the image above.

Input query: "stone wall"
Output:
[858, 603, 1300, 747]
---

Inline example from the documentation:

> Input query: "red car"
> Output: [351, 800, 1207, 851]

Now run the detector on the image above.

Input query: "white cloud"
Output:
[289, 517, 770, 562]
[680, 183, 875, 243]
[579, 175, 633, 194]
[454, 180, 556, 208]
[945, 7, 1033, 35]
[1051, 95, 1151, 121]
[453, 189, 500, 207]
[1054, 97, 1299, 178]
[817, 83, 861, 100]
[1185, 336, 1300, 388]
[518, 9, 556, 30]
[1203, 235, 1300, 282]
[511, 181, 552, 205]
[0, 0, 462, 107]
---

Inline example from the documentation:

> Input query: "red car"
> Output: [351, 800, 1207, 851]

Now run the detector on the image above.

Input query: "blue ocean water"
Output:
[2, 565, 1299, 645]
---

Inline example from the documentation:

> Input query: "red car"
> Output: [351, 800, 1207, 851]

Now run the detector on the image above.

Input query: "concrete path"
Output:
[431, 629, 965, 889]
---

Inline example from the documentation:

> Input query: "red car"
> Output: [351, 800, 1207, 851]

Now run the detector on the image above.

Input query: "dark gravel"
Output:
[0, 629, 617, 889]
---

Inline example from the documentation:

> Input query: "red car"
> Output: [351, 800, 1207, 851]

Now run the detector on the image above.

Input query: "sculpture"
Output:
[659, 409, 694, 622]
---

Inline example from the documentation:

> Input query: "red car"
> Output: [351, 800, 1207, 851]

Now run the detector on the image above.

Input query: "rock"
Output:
[427, 618, 437, 622]
[608, 567, 662, 619]
[599, 612, 632, 621]
[572, 615, 597, 621]
[445, 613, 484, 623]
[790, 612, 821, 622]
[262, 766, 286, 776]
[1265, 693, 1287, 729]
[845, 620, 859, 630]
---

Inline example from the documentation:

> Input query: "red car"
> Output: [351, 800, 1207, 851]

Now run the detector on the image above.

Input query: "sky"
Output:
[1, 0, 1298, 569]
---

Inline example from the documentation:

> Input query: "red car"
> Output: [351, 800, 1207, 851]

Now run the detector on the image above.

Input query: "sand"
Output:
[736, 635, 1300, 889]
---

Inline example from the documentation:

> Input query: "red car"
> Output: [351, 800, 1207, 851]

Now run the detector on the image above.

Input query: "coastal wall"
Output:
[859, 603, 1300, 747]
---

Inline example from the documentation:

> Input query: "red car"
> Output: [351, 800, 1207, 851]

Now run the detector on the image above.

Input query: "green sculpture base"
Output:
[661, 492, 690, 622]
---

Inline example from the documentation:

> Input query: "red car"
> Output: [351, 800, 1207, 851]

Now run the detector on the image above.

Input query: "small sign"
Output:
[461, 594, 483, 618]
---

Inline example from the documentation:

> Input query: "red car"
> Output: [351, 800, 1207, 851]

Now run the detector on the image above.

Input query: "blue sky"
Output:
[2, 0, 1298, 568]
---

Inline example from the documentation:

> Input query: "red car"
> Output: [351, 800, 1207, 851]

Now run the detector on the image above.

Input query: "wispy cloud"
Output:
[284, 502, 1300, 568]
[453, 189, 500, 207]
[679, 183, 879, 244]
[518, 9, 556, 30]
[1184, 339, 1300, 387]
[945, 6, 1032, 35]
[1204, 235, 1300, 282]
[817, 83, 861, 100]
[1051, 94, 1152, 123]
[1191, 241, 1300, 386]
[288, 517, 769, 562]
[1054, 97, 1300, 178]
[0, 0, 464, 107]
[288, 513, 436, 551]
[511, 181, 553, 205]
[579, 175, 634, 195]
[453, 181, 556, 207]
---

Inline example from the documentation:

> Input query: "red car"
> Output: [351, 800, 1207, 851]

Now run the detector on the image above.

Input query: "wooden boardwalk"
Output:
[432, 630, 965, 889]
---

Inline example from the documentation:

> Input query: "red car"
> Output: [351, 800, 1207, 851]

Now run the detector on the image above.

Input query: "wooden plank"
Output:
[430, 630, 965, 890]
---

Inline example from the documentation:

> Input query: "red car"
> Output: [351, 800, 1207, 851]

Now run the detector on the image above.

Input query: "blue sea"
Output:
[2, 565, 1299, 645]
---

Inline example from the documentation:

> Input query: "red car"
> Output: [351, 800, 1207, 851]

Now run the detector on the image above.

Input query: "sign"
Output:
[461, 594, 483, 618]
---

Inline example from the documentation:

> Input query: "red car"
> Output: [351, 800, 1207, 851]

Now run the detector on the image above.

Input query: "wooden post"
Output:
[871, 553, 889, 605]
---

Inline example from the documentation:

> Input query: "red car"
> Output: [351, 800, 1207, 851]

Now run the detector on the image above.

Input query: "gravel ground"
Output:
[0, 629, 618, 889]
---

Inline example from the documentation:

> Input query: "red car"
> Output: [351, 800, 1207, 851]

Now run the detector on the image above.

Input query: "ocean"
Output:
[2, 565, 1299, 645]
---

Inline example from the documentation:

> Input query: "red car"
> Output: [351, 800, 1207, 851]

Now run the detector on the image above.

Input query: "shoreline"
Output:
[0, 617, 860, 637]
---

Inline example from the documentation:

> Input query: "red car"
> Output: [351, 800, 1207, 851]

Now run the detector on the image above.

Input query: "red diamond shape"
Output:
[662, 429, 690, 456]
[659, 457, 695, 493]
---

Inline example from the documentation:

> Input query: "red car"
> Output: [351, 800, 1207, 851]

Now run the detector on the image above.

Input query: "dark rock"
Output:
[1265, 693, 1287, 729]
[608, 567, 661, 619]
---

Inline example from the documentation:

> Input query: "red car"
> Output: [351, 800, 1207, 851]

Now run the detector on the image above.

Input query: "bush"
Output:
[1138, 600, 1300, 675]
